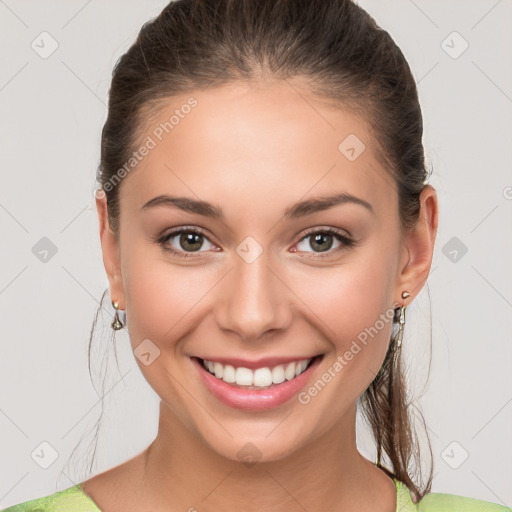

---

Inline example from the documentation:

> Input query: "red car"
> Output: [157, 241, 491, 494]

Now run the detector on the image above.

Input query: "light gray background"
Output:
[1, 0, 511, 508]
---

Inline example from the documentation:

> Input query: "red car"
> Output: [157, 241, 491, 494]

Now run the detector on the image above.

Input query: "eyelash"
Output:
[155, 226, 356, 260]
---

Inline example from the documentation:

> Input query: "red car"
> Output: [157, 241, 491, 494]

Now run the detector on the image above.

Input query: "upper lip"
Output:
[193, 354, 322, 370]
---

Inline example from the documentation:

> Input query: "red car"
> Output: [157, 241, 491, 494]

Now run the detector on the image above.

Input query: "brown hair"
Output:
[67, 0, 434, 501]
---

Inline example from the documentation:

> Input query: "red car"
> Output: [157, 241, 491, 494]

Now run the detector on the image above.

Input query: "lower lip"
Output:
[192, 356, 323, 411]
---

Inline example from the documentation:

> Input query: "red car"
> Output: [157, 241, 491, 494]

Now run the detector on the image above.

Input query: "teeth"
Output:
[213, 362, 223, 379]
[285, 362, 296, 381]
[253, 368, 273, 387]
[235, 367, 253, 386]
[222, 364, 236, 383]
[295, 360, 308, 376]
[202, 357, 313, 388]
[271, 365, 285, 384]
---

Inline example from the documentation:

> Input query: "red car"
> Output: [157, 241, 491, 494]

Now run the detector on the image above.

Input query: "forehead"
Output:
[120, 80, 395, 219]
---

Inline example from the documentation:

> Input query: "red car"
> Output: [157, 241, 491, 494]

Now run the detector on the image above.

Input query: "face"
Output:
[97, 78, 435, 463]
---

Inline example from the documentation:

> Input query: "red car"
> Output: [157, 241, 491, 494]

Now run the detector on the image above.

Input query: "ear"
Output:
[95, 190, 125, 309]
[395, 185, 439, 306]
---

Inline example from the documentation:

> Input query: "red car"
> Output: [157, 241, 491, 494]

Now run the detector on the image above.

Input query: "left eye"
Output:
[294, 229, 353, 255]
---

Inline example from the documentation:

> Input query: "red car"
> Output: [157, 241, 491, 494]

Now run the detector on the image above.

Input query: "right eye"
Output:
[156, 227, 218, 258]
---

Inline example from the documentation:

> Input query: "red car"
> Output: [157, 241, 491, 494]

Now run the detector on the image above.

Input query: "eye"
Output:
[293, 228, 355, 257]
[156, 227, 217, 258]
[156, 226, 356, 260]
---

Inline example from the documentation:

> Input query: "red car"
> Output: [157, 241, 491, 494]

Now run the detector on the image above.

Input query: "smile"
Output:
[192, 355, 324, 411]
[201, 357, 313, 389]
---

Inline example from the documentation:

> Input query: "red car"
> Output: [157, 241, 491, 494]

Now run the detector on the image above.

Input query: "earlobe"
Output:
[395, 185, 439, 304]
[95, 190, 125, 308]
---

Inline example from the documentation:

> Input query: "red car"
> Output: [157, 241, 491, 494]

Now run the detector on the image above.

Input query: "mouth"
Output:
[191, 354, 324, 410]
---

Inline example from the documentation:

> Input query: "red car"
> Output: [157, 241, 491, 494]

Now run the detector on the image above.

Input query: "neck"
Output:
[128, 401, 396, 512]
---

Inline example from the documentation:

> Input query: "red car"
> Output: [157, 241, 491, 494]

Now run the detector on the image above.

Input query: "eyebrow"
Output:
[140, 192, 374, 219]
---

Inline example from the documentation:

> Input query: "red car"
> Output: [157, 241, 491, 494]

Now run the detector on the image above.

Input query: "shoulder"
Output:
[0, 484, 101, 512]
[395, 479, 511, 512]
[416, 491, 511, 512]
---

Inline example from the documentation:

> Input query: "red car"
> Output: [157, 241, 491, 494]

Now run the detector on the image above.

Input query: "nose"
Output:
[214, 251, 292, 342]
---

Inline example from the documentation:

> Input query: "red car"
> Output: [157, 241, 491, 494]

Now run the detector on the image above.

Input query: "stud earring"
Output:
[396, 290, 410, 348]
[111, 300, 124, 330]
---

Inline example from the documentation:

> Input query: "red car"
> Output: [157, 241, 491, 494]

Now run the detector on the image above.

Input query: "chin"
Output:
[191, 413, 325, 467]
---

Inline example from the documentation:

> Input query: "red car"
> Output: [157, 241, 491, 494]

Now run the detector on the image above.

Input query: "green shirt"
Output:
[1, 478, 510, 511]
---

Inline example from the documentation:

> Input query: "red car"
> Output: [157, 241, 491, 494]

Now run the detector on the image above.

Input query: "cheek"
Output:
[291, 252, 397, 382]
[119, 249, 219, 431]
[121, 246, 216, 348]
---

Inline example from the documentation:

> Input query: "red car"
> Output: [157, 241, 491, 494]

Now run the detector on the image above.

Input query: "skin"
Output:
[86, 77, 438, 512]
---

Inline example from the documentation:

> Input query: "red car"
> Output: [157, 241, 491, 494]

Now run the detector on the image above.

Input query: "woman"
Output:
[2, 0, 509, 511]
